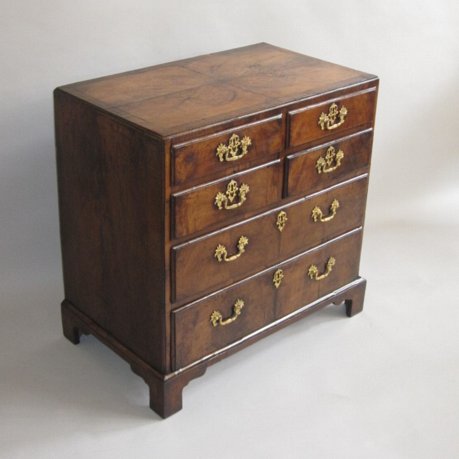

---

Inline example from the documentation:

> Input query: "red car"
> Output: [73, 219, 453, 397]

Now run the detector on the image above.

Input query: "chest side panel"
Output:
[55, 89, 167, 371]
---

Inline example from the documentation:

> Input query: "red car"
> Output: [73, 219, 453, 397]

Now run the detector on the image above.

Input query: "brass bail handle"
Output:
[307, 256, 336, 281]
[311, 199, 340, 223]
[214, 236, 249, 262]
[216, 134, 252, 162]
[210, 299, 245, 327]
[318, 103, 348, 131]
[315, 146, 344, 174]
[214, 179, 250, 210]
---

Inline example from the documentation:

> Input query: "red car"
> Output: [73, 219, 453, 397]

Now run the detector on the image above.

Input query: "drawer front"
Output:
[172, 115, 283, 186]
[173, 228, 363, 369]
[288, 88, 377, 148]
[172, 161, 282, 238]
[287, 129, 373, 198]
[172, 175, 368, 302]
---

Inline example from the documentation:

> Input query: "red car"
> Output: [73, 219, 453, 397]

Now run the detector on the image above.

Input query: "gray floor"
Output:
[1, 221, 458, 459]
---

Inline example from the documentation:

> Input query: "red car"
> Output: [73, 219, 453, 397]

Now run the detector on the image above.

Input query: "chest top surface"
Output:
[58, 43, 376, 137]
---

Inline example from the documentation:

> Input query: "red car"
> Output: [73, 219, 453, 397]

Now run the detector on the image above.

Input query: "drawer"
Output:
[286, 129, 373, 198]
[172, 115, 283, 186]
[172, 175, 368, 302]
[172, 228, 363, 369]
[288, 88, 377, 148]
[172, 160, 282, 238]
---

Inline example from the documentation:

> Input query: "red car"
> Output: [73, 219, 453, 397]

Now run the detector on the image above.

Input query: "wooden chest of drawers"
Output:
[55, 43, 378, 418]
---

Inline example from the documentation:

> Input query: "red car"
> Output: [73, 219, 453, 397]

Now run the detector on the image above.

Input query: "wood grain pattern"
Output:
[288, 88, 377, 148]
[62, 277, 366, 418]
[55, 90, 167, 371]
[172, 175, 368, 303]
[287, 129, 374, 198]
[55, 43, 378, 418]
[172, 161, 282, 238]
[276, 228, 363, 318]
[173, 229, 363, 369]
[60, 43, 376, 137]
[172, 115, 282, 187]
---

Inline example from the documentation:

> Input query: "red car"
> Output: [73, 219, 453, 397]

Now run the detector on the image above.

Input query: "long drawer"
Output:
[172, 228, 363, 369]
[172, 175, 368, 302]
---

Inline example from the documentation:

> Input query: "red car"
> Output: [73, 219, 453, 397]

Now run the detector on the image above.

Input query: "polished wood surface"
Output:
[59, 43, 376, 137]
[287, 129, 373, 197]
[172, 115, 282, 186]
[172, 160, 282, 238]
[173, 175, 368, 303]
[276, 228, 363, 317]
[55, 90, 167, 371]
[173, 229, 362, 369]
[288, 87, 377, 148]
[55, 43, 378, 418]
[62, 278, 366, 417]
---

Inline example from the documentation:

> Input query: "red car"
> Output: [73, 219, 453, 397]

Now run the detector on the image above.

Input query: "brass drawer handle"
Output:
[307, 256, 336, 281]
[216, 134, 252, 162]
[210, 299, 245, 327]
[215, 179, 250, 210]
[215, 236, 248, 262]
[311, 199, 340, 223]
[316, 146, 344, 174]
[318, 102, 348, 131]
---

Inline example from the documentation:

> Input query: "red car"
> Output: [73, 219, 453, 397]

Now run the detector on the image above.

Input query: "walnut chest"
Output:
[55, 43, 378, 418]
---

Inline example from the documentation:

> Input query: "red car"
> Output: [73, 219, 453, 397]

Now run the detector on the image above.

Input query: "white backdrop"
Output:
[1, 1, 458, 458]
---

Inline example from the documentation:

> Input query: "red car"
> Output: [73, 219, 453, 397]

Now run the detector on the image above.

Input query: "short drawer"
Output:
[172, 175, 368, 302]
[172, 115, 283, 186]
[288, 88, 377, 148]
[286, 129, 373, 198]
[172, 228, 363, 369]
[172, 160, 282, 238]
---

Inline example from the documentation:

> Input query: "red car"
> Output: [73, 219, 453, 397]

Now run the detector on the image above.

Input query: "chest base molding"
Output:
[61, 277, 366, 419]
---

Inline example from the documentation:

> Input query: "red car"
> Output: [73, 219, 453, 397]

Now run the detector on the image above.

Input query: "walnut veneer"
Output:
[55, 43, 378, 418]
